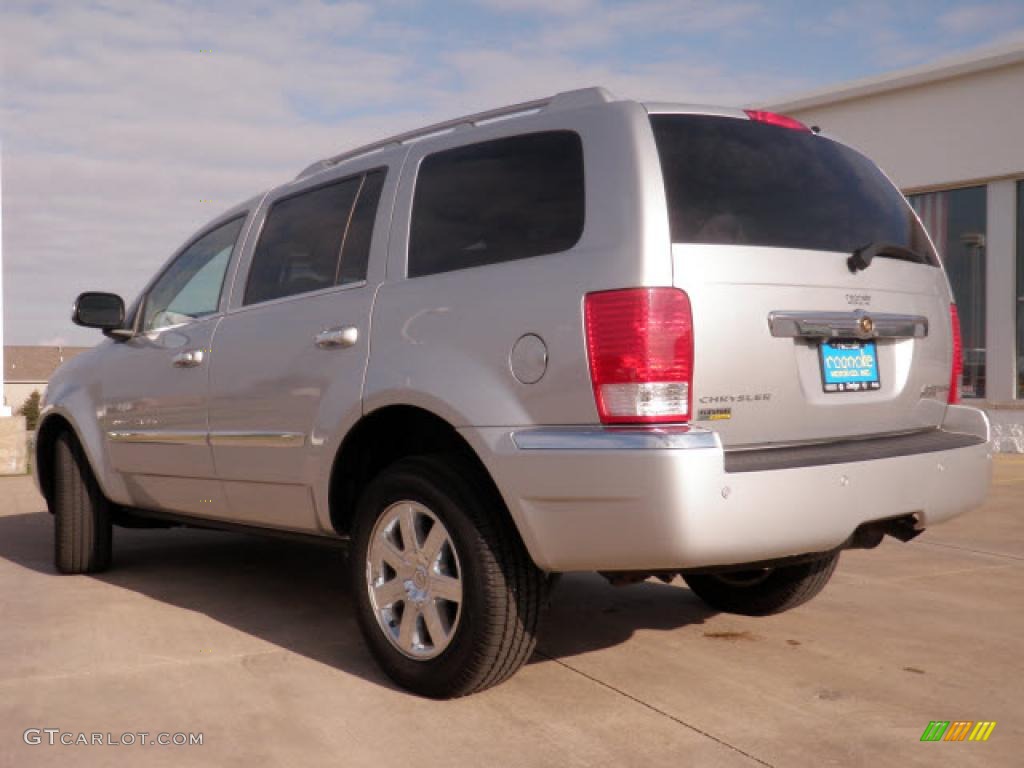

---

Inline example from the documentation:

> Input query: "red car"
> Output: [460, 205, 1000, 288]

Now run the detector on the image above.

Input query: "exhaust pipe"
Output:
[846, 514, 922, 550]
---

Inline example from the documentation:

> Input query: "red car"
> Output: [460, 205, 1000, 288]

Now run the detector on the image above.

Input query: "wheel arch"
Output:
[326, 405, 516, 542]
[35, 411, 75, 508]
[34, 408, 124, 510]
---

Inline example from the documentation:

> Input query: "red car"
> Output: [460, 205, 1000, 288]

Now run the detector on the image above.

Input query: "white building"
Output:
[765, 44, 1024, 450]
[3, 345, 90, 414]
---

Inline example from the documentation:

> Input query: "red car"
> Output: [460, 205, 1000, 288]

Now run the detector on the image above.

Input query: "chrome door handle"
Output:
[172, 349, 205, 368]
[315, 326, 358, 349]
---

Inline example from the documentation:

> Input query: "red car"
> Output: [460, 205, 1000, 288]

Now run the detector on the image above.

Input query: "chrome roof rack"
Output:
[295, 86, 615, 180]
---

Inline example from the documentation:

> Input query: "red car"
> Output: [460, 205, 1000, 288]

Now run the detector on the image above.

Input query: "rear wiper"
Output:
[848, 242, 927, 273]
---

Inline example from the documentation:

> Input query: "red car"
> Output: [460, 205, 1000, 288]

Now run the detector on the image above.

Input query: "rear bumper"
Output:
[460, 406, 992, 572]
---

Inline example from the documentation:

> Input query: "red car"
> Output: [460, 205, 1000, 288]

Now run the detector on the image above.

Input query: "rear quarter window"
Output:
[649, 115, 937, 265]
[409, 131, 585, 278]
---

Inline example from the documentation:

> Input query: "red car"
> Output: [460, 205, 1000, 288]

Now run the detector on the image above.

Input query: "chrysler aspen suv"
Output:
[36, 87, 991, 697]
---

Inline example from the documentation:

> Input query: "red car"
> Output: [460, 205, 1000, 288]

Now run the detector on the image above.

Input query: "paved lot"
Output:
[1, 457, 1021, 767]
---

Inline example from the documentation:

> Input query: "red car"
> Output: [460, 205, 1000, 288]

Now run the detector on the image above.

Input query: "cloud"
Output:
[796, 1, 1024, 72]
[475, 0, 594, 14]
[0, 0, 1016, 346]
[1, 1, 428, 344]
[478, 0, 764, 51]
[438, 48, 803, 109]
[938, 3, 1024, 35]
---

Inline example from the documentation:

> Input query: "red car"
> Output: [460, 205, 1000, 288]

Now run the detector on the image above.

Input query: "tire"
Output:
[52, 431, 112, 574]
[683, 552, 839, 616]
[350, 453, 546, 698]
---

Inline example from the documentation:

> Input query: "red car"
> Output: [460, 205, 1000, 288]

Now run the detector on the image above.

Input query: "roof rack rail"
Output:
[295, 86, 614, 180]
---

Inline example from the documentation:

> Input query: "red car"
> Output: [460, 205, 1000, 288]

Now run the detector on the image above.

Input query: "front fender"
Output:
[35, 398, 131, 508]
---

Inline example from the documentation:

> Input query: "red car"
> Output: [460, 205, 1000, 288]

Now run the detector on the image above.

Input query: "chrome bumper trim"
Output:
[768, 310, 928, 340]
[511, 426, 720, 451]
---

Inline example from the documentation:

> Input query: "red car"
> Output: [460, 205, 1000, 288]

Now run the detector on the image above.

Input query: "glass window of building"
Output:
[910, 186, 987, 398]
[1017, 181, 1024, 398]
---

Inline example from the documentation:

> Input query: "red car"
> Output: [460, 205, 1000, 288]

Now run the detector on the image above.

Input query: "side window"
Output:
[337, 170, 385, 285]
[143, 216, 245, 332]
[244, 169, 385, 306]
[409, 131, 585, 278]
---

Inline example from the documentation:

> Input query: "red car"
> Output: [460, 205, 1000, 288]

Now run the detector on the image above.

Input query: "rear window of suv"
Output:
[409, 131, 585, 277]
[649, 115, 938, 265]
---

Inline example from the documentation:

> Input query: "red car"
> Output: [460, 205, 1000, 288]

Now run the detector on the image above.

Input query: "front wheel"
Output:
[350, 454, 546, 698]
[52, 431, 112, 574]
[682, 552, 839, 616]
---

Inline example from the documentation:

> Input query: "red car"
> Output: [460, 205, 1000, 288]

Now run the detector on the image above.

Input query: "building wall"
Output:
[4, 382, 45, 413]
[3, 346, 90, 415]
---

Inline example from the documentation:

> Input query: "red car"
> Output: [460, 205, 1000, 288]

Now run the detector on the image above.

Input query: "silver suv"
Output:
[36, 87, 991, 698]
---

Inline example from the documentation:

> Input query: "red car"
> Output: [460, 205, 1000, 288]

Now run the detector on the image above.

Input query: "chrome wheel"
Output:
[366, 500, 463, 660]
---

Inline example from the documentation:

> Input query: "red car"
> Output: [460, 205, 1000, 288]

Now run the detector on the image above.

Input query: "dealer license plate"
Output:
[819, 340, 881, 393]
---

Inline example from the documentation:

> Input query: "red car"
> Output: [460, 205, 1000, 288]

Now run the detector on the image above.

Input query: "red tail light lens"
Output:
[584, 288, 693, 424]
[743, 109, 810, 132]
[948, 303, 963, 405]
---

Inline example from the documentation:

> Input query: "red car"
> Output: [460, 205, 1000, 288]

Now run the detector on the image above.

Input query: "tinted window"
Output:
[143, 216, 245, 332]
[245, 177, 360, 305]
[338, 170, 385, 285]
[650, 115, 937, 265]
[409, 131, 584, 277]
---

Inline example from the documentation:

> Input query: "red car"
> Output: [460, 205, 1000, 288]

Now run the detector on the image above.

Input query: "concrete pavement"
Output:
[1, 458, 1021, 767]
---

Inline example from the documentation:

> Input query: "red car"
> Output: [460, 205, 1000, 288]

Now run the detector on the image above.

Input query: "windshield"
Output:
[649, 114, 938, 266]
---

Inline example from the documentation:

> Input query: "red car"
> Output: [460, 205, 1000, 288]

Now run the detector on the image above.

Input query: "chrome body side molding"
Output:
[106, 430, 207, 446]
[106, 430, 305, 448]
[208, 431, 305, 448]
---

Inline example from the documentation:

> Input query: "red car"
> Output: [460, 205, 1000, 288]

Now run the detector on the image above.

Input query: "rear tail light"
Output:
[743, 109, 810, 132]
[584, 288, 693, 424]
[948, 303, 963, 405]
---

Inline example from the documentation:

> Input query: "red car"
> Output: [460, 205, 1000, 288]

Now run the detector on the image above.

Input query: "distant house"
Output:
[3, 346, 91, 413]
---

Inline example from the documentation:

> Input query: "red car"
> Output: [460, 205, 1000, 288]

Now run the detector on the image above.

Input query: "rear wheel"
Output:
[683, 552, 839, 616]
[52, 431, 112, 574]
[351, 454, 546, 698]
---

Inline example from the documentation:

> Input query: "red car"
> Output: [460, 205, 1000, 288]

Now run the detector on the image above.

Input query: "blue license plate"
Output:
[819, 340, 881, 393]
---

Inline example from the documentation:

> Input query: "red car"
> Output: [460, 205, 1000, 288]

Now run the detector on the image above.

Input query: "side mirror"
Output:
[72, 292, 126, 331]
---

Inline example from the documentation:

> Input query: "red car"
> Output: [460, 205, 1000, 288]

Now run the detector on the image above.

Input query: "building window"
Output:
[910, 186, 987, 398]
[1017, 181, 1024, 398]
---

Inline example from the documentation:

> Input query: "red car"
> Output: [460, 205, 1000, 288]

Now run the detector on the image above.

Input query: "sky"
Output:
[2, 0, 1024, 346]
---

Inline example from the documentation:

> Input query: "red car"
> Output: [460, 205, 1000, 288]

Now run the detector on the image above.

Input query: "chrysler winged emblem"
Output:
[858, 314, 875, 337]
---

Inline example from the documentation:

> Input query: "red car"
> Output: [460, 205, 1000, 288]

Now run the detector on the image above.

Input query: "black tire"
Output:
[683, 552, 839, 616]
[52, 431, 112, 574]
[350, 453, 546, 698]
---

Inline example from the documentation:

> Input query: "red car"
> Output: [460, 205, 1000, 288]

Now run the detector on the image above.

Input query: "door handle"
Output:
[315, 326, 359, 349]
[172, 349, 205, 368]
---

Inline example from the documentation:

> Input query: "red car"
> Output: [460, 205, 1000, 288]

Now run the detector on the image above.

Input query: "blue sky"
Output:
[2, 0, 1024, 345]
